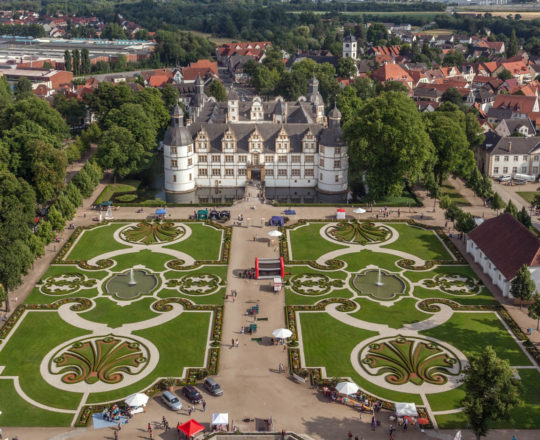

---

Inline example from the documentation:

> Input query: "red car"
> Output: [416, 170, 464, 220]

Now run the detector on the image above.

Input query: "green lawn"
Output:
[286, 287, 354, 306]
[350, 297, 431, 329]
[87, 312, 210, 404]
[80, 297, 159, 328]
[428, 385, 466, 412]
[289, 223, 347, 261]
[24, 287, 100, 305]
[95, 180, 140, 204]
[422, 313, 531, 366]
[338, 250, 401, 273]
[0, 312, 87, 410]
[66, 223, 130, 261]
[112, 249, 172, 272]
[517, 191, 538, 204]
[300, 312, 422, 404]
[163, 223, 223, 261]
[0, 380, 74, 426]
[383, 223, 452, 261]
[440, 182, 471, 206]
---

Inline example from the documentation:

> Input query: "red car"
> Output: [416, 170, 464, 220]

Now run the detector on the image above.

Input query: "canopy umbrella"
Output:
[353, 207, 366, 214]
[268, 230, 282, 237]
[395, 402, 418, 417]
[335, 381, 359, 395]
[212, 413, 228, 425]
[272, 328, 292, 339]
[100, 200, 113, 206]
[178, 419, 204, 437]
[417, 417, 429, 425]
[124, 393, 149, 407]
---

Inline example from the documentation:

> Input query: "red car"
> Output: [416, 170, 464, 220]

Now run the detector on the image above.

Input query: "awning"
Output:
[337, 208, 346, 212]
[212, 413, 228, 425]
[155, 208, 167, 215]
[178, 419, 204, 437]
[395, 402, 418, 417]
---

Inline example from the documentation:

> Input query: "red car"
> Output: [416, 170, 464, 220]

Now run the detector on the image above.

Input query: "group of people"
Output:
[102, 404, 129, 423]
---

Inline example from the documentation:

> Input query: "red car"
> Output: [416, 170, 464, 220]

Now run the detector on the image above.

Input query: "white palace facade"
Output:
[163, 76, 348, 195]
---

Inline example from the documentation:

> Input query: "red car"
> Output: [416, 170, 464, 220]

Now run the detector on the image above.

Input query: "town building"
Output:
[466, 213, 540, 297]
[478, 135, 540, 178]
[342, 34, 357, 60]
[163, 76, 348, 197]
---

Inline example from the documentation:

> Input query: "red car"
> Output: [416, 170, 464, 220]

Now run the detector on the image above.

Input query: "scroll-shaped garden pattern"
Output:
[289, 274, 344, 295]
[122, 221, 184, 244]
[41, 273, 96, 295]
[422, 274, 480, 296]
[166, 274, 223, 295]
[360, 336, 462, 386]
[50, 335, 149, 384]
[327, 221, 391, 244]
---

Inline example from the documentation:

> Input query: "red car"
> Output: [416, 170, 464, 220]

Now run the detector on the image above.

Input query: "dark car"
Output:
[209, 210, 220, 220]
[204, 377, 223, 396]
[183, 385, 203, 403]
[219, 210, 231, 220]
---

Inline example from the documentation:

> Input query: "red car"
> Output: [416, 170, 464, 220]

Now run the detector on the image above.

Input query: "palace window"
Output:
[523, 155, 528, 161]
[238, 169, 246, 176]
[320, 158, 324, 167]
[504, 156, 509, 161]
[278, 169, 287, 177]
[266, 169, 274, 176]
[494, 156, 499, 162]
[522, 166, 527, 173]
[305, 155, 314, 163]
[265, 155, 274, 163]
[199, 155, 207, 162]
[188, 145, 192, 153]
[334, 160, 341, 169]
[225, 155, 234, 162]
[278, 155, 287, 163]
[212, 168, 221, 176]
[335, 147, 341, 155]
[291, 169, 300, 176]
[188, 158, 192, 166]
[291, 155, 301, 163]
[320, 146, 325, 154]
[225, 169, 234, 176]
[170, 159, 177, 168]
[199, 169, 208, 176]
[212, 155, 221, 163]
[238, 155, 247, 162]
[514, 156, 518, 161]
[494, 167, 499, 174]
[335, 175, 339, 182]
[534, 155, 539, 162]
[503, 167, 508, 173]
[320, 173, 323, 181]
[512, 167, 517, 173]
[172, 175, 177, 182]
[171, 147, 177, 154]
[305, 169, 314, 176]
[189, 173, 192, 181]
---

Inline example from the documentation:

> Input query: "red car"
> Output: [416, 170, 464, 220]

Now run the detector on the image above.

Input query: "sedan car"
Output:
[204, 377, 223, 396]
[161, 391, 183, 411]
[183, 385, 203, 404]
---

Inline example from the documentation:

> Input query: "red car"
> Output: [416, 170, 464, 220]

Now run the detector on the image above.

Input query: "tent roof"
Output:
[178, 419, 205, 436]
[395, 402, 418, 417]
[155, 208, 167, 214]
[212, 413, 228, 424]
[337, 208, 346, 212]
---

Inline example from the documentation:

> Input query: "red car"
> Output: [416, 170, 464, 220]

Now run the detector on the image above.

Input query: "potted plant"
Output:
[164, 377, 176, 392]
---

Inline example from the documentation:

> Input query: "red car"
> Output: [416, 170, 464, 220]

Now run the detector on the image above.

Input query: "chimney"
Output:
[508, 141, 512, 152]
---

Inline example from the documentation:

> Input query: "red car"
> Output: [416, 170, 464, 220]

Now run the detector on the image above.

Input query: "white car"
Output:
[498, 175, 512, 182]
[161, 391, 182, 411]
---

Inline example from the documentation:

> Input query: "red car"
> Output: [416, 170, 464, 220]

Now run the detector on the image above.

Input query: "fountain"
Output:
[375, 268, 383, 286]
[128, 268, 137, 286]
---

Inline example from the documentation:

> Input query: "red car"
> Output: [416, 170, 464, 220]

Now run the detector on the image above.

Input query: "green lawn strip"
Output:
[338, 251, 401, 273]
[427, 385, 466, 412]
[421, 313, 531, 366]
[162, 264, 229, 280]
[112, 250, 172, 272]
[0, 380, 74, 427]
[24, 287, 100, 305]
[163, 223, 223, 261]
[158, 288, 226, 305]
[95, 180, 140, 204]
[300, 312, 422, 404]
[440, 183, 471, 206]
[0, 312, 87, 410]
[413, 286, 498, 306]
[40, 265, 110, 280]
[289, 223, 347, 261]
[86, 312, 210, 404]
[67, 223, 130, 261]
[435, 412, 469, 429]
[285, 264, 348, 279]
[80, 297, 159, 328]
[350, 297, 431, 329]
[404, 265, 479, 283]
[286, 288, 353, 306]
[382, 224, 452, 261]
[517, 191, 537, 204]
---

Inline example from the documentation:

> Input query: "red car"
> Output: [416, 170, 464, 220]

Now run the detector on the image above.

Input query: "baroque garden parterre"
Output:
[283, 220, 540, 429]
[0, 220, 228, 427]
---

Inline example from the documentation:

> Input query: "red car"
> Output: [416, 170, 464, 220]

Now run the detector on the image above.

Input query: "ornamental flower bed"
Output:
[290, 274, 344, 295]
[122, 221, 184, 244]
[327, 221, 391, 244]
[422, 274, 480, 296]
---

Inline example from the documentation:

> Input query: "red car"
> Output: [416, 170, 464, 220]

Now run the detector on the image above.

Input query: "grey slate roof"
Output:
[486, 107, 514, 120]
[488, 136, 540, 155]
[500, 118, 536, 136]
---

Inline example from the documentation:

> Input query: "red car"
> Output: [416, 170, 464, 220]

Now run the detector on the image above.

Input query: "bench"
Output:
[292, 372, 306, 384]
[251, 337, 263, 341]
[256, 317, 268, 321]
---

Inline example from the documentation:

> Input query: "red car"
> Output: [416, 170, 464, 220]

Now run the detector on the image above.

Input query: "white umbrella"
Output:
[124, 393, 149, 407]
[353, 207, 366, 214]
[212, 413, 228, 425]
[272, 328, 292, 339]
[335, 381, 360, 395]
[268, 230, 282, 237]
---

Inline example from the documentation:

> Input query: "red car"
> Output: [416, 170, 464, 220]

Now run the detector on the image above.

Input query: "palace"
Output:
[163, 75, 348, 195]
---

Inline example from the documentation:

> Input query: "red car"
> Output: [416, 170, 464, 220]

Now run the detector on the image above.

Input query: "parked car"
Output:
[209, 210, 220, 220]
[498, 175, 511, 182]
[161, 391, 183, 411]
[204, 377, 223, 396]
[183, 385, 203, 403]
[219, 210, 231, 220]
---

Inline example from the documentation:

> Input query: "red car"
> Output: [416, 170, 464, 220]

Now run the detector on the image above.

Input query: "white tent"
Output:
[124, 393, 149, 407]
[212, 413, 228, 425]
[353, 207, 366, 214]
[395, 402, 418, 417]
[336, 208, 346, 220]
[335, 381, 359, 395]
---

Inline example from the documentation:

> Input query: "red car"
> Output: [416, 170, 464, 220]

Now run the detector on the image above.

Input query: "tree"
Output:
[102, 23, 127, 40]
[442, 50, 465, 67]
[72, 49, 80, 76]
[532, 193, 540, 209]
[491, 193, 505, 213]
[504, 200, 519, 217]
[510, 265, 535, 309]
[498, 69, 513, 81]
[161, 84, 179, 109]
[445, 202, 463, 223]
[43, 61, 53, 70]
[441, 87, 463, 105]
[0, 285, 6, 312]
[456, 211, 476, 234]
[105, 103, 157, 152]
[81, 48, 91, 75]
[206, 80, 227, 102]
[64, 50, 72, 72]
[337, 57, 357, 78]
[366, 23, 388, 43]
[343, 92, 434, 199]
[135, 88, 170, 136]
[37, 219, 55, 244]
[47, 205, 65, 231]
[0, 76, 13, 108]
[507, 29, 519, 58]
[14, 77, 32, 99]
[528, 294, 540, 330]
[462, 346, 521, 440]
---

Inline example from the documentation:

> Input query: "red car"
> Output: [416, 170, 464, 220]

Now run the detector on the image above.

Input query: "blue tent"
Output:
[270, 216, 284, 226]
[155, 208, 167, 215]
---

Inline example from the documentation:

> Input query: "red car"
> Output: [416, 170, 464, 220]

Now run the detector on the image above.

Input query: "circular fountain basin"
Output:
[105, 269, 158, 300]
[352, 269, 406, 300]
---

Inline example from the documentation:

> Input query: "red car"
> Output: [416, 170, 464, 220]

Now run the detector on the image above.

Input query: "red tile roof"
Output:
[468, 213, 540, 280]
[149, 74, 170, 88]
[493, 94, 538, 115]
[371, 63, 412, 83]
[189, 59, 218, 75]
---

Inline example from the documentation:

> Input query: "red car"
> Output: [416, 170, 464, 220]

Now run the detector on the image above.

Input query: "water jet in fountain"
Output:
[128, 268, 137, 286]
[375, 268, 384, 286]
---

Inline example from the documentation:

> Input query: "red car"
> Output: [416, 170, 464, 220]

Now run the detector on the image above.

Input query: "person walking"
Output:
[114, 429, 118, 440]
[188, 406, 193, 416]
[235, 338, 239, 348]
[117, 422, 122, 431]
[202, 400, 206, 412]
[147, 422, 152, 432]
[231, 338, 235, 347]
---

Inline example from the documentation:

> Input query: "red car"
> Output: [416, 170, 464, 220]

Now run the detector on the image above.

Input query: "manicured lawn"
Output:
[422, 312, 531, 366]
[39, 265, 110, 280]
[24, 287, 100, 305]
[517, 191, 537, 204]
[413, 286, 498, 306]
[285, 265, 348, 279]
[80, 297, 159, 328]
[112, 249, 172, 272]
[95, 180, 140, 204]
[350, 297, 431, 329]
[428, 385, 466, 411]
[87, 312, 210, 404]
[440, 182, 471, 206]
[404, 265, 479, 283]
[382, 223, 452, 261]
[163, 223, 223, 261]
[158, 288, 226, 305]
[338, 250, 401, 273]
[286, 287, 353, 306]
[368, 189, 422, 207]
[162, 264, 229, 280]
[289, 223, 347, 261]
[436, 412, 469, 429]
[66, 223, 130, 261]
[0, 312, 87, 410]
[0, 380, 74, 427]
[300, 312, 422, 404]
